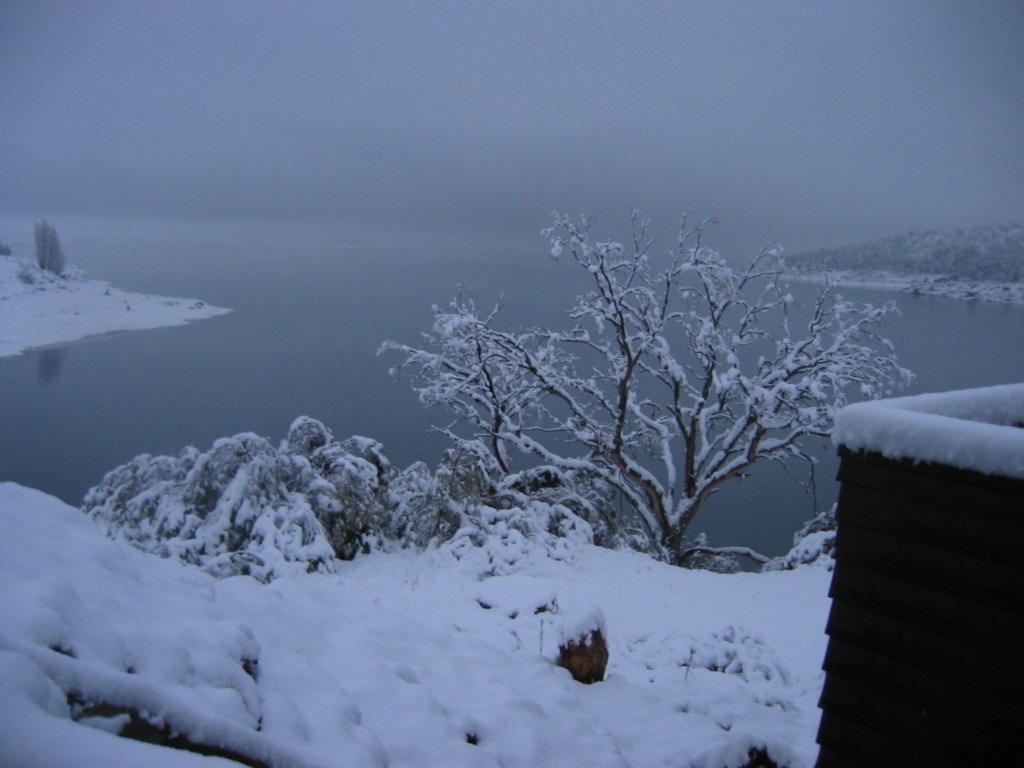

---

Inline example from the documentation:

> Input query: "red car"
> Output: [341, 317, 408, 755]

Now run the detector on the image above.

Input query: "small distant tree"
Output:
[385, 211, 912, 565]
[34, 219, 65, 275]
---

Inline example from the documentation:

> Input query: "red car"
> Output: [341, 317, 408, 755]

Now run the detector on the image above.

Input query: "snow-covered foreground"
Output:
[0, 258, 229, 357]
[783, 269, 1024, 305]
[0, 483, 831, 767]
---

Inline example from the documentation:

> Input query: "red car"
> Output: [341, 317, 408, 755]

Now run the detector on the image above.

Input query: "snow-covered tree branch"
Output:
[384, 212, 912, 564]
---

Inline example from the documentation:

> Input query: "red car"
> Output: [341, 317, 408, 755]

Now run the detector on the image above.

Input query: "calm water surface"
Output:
[2, 241, 1022, 556]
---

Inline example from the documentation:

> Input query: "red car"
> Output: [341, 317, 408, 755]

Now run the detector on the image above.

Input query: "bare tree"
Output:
[384, 212, 912, 564]
[34, 219, 65, 275]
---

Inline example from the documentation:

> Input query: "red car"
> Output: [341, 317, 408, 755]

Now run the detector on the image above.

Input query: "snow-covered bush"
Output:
[680, 625, 792, 685]
[762, 505, 836, 572]
[17, 261, 38, 285]
[678, 533, 744, 573]
[501, 463, 625, 549]
[390, 441, 595, 576]
[84, 417, 595, 580]
[439, 498, 593, 578]
[387, 443, 487, 549]
[285, 417, 392, 559]
[83, 418, 393, 580]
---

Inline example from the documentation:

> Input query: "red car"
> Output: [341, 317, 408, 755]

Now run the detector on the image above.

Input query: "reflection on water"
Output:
[36, 347, 66, 385]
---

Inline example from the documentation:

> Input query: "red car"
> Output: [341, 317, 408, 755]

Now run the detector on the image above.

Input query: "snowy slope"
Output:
[0, 483, 831, 767]
[0, 258, 229, 357]
[782, 223, 1024, 304]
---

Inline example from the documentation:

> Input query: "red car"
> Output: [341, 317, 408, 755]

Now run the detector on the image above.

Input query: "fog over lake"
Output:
[3, 3, 1023, 254]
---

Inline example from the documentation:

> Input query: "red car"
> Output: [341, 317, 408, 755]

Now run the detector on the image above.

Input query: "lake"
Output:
[2, 238, 1022, 557]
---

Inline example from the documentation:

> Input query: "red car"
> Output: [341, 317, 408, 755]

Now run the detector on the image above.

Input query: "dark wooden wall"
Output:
[816, 446, 1024, 768]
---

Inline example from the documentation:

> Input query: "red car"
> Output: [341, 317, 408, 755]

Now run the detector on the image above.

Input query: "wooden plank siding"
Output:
[815, 447, 1024, 768]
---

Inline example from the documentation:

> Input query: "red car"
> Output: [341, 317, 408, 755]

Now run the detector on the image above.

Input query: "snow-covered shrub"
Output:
[439, 499, 593, 578]
[384, 442, 496, 551]
[17, 262, 38, 285]
[502, 464, 623, 549]
[388, 460, 460, 548]
[85, 418, 598, 580]
[392, 442, 595, 576]
[83, 417, 393, 580]
[678, 533, 744, 573]
[389, 442, 591, 550]
[680, 626, 791, 686]
[762, 505, 836, 572]
[286, 418, 392, 558]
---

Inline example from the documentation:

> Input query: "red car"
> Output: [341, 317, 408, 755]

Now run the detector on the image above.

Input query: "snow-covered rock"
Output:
[556, 599, 609, 684]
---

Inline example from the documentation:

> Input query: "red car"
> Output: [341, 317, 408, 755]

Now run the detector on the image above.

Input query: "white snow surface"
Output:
[0, 482, 831, 767]
[0, 258, 229, 357]
[833, 383, 1024, 479]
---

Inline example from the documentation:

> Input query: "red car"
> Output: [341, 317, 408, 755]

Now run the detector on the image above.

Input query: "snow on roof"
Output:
[833, 383, 1024, 480]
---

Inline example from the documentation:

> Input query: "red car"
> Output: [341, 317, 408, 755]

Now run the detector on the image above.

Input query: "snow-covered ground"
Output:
[783, 269, 1024, 305]
[0, 257, 229, 358]
[0, 482, 831, 767]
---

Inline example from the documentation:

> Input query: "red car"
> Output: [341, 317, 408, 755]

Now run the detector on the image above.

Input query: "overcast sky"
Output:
[2, 1, 1022, 256]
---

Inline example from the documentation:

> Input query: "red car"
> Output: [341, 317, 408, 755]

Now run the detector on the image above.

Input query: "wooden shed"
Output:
[816, 384, 1024, 768]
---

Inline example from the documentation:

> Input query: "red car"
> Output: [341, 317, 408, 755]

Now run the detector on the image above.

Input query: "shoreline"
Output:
[0, 258, 230, 358]
[782, 269, 1024, 306]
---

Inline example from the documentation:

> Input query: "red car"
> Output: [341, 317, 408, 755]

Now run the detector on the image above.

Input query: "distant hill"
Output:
[786, 224, 1023, 283]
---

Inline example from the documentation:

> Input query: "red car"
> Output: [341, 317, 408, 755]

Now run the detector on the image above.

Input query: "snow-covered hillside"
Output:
[0, 257, 229, 357]
[784, 224, 1024, 304]
[0, 482, 831, 767]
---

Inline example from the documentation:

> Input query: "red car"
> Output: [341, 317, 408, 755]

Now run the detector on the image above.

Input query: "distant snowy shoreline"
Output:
[0, 257, 230, 358]
[782, 269, 1024, 306]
